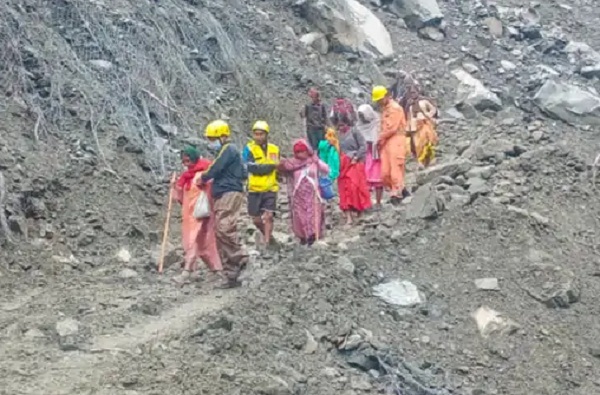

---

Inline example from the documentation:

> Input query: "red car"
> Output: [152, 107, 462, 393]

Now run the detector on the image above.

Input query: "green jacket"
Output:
[318, 140, 340, 181]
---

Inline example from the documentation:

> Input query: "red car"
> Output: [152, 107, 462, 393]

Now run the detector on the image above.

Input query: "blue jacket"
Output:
[201, 143, 246, 199]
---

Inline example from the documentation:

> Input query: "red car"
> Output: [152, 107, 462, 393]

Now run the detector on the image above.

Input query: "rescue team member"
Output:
[199, 120, 249, 289]
[242, 120, 279, 248]
[372, 85, 408, 204]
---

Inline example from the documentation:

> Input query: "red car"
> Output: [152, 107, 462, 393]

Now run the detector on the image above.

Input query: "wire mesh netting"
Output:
[0, 0, 287, 178]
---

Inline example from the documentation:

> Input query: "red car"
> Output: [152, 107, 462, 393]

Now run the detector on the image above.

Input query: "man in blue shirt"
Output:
[200, 120, 248, 289]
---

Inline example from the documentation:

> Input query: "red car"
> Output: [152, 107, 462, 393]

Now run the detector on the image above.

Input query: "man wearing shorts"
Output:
[242, 121, 279, 248]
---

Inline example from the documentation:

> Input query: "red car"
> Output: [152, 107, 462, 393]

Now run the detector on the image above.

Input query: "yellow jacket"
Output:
[243, 141, 280, 193]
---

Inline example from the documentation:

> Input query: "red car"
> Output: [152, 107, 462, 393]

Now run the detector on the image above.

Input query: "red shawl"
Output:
[176, 159, 211, 190]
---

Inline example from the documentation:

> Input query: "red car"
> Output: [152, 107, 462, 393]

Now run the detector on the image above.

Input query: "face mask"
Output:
[208, 140, 222, 152]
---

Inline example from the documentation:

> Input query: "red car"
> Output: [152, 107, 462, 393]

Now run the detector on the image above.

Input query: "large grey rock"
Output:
[416, 158, 472, 185]
[56, 318, 80, 337]
[299, 32, 329, 54]
[581, 64, 600, 79]
[294, 0, 393, 57]
[373, 280, 425, 307]
[471, 306, 519, 338]
[475, 278, 499, 291]
[384, 0, 443, 29]
[452, 69, 502, 112]
[564, 41, 600, 77]
[520, 264, 581, 309]
[466, 177, 490, 197]
[533, 80, 600, 126]
[406, 184, 445, 220]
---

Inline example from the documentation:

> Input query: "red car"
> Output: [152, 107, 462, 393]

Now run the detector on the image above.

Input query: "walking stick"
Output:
[314, 194, 320, 241]
[158, 172, 176, 274]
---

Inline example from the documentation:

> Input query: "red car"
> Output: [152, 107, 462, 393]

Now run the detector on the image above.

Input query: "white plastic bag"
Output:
[193, 190, 211, 219]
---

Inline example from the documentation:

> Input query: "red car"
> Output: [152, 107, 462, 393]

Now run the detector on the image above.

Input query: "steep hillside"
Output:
[0, 0, 599, 394]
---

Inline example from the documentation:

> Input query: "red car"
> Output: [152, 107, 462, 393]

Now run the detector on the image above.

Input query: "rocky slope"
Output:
[1, 0, 599, 394]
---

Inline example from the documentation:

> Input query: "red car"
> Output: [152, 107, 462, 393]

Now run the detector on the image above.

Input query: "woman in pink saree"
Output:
[171, 146, 222, 284]
[277, 139, 330, 246]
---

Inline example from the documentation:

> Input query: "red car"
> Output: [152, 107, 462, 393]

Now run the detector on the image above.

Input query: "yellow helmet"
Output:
[204, 120, 230, 138]
[252, 120, 270, 133]
[372, 85, 388, 102]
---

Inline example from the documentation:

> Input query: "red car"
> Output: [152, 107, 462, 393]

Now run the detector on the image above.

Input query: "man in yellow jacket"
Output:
[242, 120, 279, 247]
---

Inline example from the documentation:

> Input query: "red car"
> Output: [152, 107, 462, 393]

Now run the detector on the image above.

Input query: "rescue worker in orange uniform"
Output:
[372, 85, 408, 204]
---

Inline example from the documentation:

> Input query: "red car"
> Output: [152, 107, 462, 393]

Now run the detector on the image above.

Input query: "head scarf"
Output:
[176, 146, 211, 190]
[355, 104, 380, 143]
[293, 139, 311, 154]
[325, 128, 340, 152]
[181, 146, 200, 164]
[279, 139, 317, 174]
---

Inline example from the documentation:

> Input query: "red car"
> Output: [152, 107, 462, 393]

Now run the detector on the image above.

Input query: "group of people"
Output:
[170, 77, 438, 289]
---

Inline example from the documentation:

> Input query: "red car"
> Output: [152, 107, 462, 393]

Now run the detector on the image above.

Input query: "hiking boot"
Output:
[402, 188, 411, 199]
[172, 270, 191, 285]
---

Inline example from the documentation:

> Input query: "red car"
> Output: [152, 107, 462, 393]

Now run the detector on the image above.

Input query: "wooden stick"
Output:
[314, 198, 319, 241]
[158, 173, 176, 274]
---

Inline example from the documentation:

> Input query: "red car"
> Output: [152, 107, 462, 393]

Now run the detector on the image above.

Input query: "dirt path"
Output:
[6, 284, 241, 395]
[92, 288, 235, 350]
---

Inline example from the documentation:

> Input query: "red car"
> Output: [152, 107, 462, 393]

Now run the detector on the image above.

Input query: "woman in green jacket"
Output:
[318, 128, 340, 181]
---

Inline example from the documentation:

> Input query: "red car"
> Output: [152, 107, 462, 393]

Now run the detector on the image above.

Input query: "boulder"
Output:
[406, 184, 445, 220]
[471, 306, 519, 338]
[475, 278, 499, 291]
[383, 0, 443, 29]
[416, 158, 472, 185]
[533, 80, 600, 126]
[466, 177, 490, 198]
[452, 69, 502, 113]
[520, 263, 580, 308]
[299, 32, 329, 54]
[483, 17, 503, 37]
[373, 280, 425, 307]
[294, 0, 393, 57]
[581, 64, 600, 79]
[564, 41, 600, 69]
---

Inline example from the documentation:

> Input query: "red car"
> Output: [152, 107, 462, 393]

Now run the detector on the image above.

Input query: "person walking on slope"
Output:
[278, 139, 329, 246]
[199, 120, 249, 289]
[300, 88, 329, 151]
[356, 104, 384, 209]
[335, 109, 372, 225]
[172, 146, 222, 285]
[372, 85, 408, 204]
[404, 84, 439, 168]
[242, 120, 279, 249]
[318, 128, 341, 182]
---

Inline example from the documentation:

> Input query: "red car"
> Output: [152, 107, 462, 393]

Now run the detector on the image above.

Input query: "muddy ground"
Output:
[1, 0, 600, 394]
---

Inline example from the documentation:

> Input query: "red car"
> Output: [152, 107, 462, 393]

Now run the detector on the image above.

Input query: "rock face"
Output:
[383, 0, 443, 29]
[533, 80, 600, 126]
[294, 0, 393, 57]
[452, 69, 502, 113]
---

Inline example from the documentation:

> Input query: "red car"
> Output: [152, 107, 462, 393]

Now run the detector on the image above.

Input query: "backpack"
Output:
[330, 98, 357, 126]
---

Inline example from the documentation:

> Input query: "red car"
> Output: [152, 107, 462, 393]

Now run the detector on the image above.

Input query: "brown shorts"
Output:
[247, 192, 277, 217]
